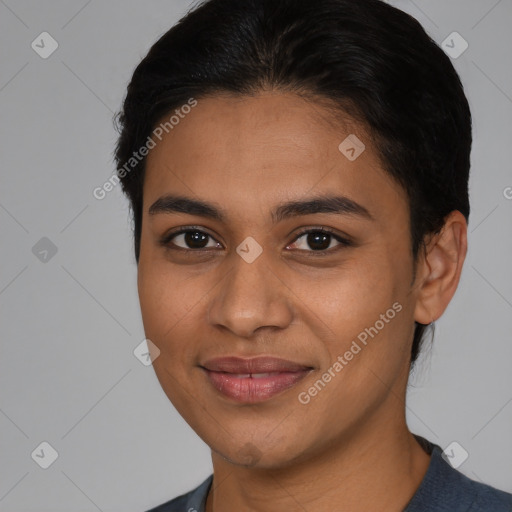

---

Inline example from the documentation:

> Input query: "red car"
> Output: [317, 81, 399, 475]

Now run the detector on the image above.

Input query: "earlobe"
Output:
[413, 211, 468, 325]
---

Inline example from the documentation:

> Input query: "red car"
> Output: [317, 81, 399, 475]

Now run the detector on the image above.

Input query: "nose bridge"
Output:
[208, 249, 293, 337]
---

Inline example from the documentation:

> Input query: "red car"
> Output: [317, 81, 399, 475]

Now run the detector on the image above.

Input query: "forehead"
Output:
[143, 92, 406, 223]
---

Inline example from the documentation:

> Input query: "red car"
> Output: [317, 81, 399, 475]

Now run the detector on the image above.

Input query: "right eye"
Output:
[160, 228, 223, 251]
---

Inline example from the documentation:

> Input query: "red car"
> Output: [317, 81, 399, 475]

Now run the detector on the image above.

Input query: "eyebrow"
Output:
[148, 194, 373, 223]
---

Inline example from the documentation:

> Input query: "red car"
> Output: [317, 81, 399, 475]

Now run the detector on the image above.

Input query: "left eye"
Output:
[288, 230, 351, 252]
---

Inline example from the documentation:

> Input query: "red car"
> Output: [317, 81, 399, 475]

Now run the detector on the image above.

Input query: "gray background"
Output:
[1, 0, 511, 510]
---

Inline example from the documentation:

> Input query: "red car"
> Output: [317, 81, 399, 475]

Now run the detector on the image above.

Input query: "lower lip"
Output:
[203, 369, 311, 403]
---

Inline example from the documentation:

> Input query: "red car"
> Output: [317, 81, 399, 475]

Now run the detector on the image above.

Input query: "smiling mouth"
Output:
[200, 356, 313, 403]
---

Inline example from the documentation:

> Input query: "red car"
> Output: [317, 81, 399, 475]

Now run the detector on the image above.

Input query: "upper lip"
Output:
[201, 356, 312, 373]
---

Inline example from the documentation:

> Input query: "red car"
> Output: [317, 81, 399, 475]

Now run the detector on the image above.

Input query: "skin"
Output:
[138, 91, 467, 511]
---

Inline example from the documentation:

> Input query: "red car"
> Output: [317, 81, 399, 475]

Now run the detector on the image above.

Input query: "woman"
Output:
[114, 0, 512, 510]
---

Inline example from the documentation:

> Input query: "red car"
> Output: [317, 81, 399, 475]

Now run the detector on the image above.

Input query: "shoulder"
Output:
[145, 475, 213, 512]
[406, 436, 512, 512]
[454, 469, 512, 512]
[467, 480, 512, 511]
[447, 467, 512, 511]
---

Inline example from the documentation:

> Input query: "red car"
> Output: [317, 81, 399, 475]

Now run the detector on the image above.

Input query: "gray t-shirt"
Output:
[146, 436, 512, 511]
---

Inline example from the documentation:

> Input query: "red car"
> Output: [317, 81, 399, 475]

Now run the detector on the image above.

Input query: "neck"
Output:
[205, 413, 431, 512]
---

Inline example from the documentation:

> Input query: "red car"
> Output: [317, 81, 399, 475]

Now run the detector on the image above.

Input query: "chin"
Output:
[209, 432, 312, 470]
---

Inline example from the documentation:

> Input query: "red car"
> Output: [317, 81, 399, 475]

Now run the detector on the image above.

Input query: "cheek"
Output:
[137, 263, 207, 413]
[293, 252, 414, 396]
[137, 256, 203, 360]
[294, 272, 411, 431]
[295, 257, 403, 337]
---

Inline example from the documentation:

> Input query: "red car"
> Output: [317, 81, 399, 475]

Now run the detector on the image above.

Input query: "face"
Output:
[138, 91, 420, 469]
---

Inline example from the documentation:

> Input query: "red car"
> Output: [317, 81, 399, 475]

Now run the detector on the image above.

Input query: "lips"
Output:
[201, 356, 313, 403]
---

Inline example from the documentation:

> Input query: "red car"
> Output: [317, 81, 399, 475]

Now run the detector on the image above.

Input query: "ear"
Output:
[414, 210, 468, 325]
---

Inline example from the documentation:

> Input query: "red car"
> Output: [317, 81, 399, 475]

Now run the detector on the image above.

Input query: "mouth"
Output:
[200, 356, 314, 403]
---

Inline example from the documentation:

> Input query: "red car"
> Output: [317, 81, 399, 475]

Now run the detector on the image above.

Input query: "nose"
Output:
[207, 250, 294, 338]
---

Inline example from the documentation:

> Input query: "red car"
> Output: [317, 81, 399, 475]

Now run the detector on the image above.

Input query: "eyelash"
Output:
[160, 226, 353, 255]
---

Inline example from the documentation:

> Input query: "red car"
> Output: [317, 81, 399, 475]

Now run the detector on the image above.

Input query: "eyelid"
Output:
[290, 226, 350, 240]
